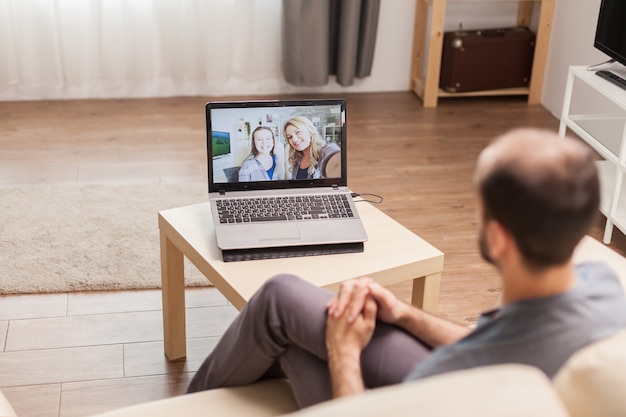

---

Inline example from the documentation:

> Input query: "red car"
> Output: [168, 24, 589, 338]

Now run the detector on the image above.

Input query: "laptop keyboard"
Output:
[216, 194, 354, 224]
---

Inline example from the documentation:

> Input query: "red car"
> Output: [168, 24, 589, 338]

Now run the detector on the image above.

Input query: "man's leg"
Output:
[278, 346, 333, 406]
[278, 329, 431, 406]
[187, 274, 431, 406]
[187, 274, 331, 394]
[362, 324, 431, 387]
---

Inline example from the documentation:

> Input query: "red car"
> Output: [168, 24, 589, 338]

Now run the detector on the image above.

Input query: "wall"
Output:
[541, 0, 608, 117]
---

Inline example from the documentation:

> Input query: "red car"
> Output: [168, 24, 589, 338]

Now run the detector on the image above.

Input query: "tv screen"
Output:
[594, 0, 626, 67]
[212, 131, 231, 158]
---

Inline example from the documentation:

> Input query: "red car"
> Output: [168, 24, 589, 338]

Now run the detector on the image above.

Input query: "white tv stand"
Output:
[587, 59, 621, 72]
[559, 65, 626, 243]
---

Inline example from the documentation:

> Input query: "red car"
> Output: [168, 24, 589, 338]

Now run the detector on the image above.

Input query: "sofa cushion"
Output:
[286, 364, 569, 417]
[89, 379, 298, 417]
[554, 329, 626, 417]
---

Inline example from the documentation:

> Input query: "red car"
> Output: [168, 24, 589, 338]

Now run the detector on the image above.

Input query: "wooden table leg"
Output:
[411, 272, 441, 313]
[161, 229, 187, 360]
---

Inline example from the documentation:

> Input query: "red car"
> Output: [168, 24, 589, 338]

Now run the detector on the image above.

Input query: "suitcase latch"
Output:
[452, 23, 467, 51]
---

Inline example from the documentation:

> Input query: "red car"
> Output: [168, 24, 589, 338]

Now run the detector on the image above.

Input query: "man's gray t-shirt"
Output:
[405, 262, 626, 381]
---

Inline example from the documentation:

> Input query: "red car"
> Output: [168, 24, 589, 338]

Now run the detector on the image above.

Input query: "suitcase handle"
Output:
[477, 29, 505, 37]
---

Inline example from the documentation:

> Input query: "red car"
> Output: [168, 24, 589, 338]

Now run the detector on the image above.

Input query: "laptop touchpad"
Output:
[256, 224, 301, 242]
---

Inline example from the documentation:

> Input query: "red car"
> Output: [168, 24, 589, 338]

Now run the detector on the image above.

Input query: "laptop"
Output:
[206, 98, 368, 261]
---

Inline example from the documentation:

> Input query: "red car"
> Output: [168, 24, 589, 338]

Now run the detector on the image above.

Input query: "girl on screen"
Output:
[238, 126, 285, 181]
[283, 116, 341, 179]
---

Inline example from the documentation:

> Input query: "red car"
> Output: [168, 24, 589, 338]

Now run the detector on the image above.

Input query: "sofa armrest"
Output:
[554, 329, 626, 417]
[494, 235, 626, 307]
[87, 366, 569, 417]
[285, 365, 569, 417]
[574, 236, 626, 293]
[89, 379, 298, 417]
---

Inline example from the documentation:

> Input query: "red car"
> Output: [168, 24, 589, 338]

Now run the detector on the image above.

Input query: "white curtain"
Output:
[0, 0, 284, 100]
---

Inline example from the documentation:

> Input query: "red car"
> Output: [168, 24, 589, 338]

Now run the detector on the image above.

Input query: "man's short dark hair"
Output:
[479, 136, 600, 270]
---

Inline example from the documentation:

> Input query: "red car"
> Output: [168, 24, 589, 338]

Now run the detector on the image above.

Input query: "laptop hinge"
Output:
[219, 190, 226, 195]
[332, 184, 339, 190]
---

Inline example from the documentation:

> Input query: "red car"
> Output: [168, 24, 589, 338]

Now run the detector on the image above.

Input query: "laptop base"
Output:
[221, 242, 364, 262]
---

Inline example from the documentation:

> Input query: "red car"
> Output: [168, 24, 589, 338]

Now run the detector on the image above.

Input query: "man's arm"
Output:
[368, 282, 470, 347]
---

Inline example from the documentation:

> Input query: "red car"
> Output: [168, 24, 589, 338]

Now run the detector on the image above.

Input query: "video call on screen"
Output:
[210, 104, 344, 183]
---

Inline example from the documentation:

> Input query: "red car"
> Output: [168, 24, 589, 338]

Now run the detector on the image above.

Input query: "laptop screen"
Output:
[206, 99, 347, 193]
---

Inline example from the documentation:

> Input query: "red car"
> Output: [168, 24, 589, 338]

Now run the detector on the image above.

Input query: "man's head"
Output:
[474, 128, 600, 272]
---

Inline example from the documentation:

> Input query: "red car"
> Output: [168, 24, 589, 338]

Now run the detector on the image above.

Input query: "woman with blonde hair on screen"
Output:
[283, 116, 341, 179]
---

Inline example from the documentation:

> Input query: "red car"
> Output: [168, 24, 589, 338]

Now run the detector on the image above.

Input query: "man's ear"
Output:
[485, 220, 512, 260]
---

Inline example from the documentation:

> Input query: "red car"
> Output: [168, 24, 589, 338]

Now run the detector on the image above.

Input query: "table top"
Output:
[159, 201, 444, 310]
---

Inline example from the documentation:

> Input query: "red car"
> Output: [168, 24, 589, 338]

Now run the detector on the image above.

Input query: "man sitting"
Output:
[187, 128, 626, 407]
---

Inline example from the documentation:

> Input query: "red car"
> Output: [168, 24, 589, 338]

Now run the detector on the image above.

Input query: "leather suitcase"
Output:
[439, 26, 535, 93]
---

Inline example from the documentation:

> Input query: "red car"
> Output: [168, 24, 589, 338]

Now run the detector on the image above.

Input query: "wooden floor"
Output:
[1, 92, 625, 417]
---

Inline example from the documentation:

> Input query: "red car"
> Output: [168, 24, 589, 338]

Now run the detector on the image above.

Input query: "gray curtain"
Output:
[282, 0, 381, 87]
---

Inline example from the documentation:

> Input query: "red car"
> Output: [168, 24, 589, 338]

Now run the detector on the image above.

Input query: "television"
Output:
[211, 131, 231, 158]
[593, 0, 626, 68]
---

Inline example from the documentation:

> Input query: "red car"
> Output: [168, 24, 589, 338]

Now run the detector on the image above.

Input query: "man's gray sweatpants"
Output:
[187, 274, 430, 407]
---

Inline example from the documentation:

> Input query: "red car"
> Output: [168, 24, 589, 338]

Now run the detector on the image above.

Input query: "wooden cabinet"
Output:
[410, 0, 555, 107]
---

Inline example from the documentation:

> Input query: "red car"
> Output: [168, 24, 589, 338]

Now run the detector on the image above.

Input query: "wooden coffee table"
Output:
[159, 202, 444, 360]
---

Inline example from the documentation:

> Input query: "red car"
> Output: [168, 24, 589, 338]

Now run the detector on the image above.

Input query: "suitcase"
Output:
[439, 26, 535, 93]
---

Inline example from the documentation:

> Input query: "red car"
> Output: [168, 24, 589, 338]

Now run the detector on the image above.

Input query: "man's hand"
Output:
[325, 279, 378, 399]
[326, 291, 378, 355]
[327, 278, 374, 322]
[367, 281, 408, 325]
[327, 278, 407, 326]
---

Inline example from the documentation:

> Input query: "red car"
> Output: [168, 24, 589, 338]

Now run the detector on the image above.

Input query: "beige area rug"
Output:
[0, 184, 212, 294]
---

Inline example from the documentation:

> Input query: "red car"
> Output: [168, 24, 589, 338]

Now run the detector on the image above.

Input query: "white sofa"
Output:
[1, 236, 625, 417]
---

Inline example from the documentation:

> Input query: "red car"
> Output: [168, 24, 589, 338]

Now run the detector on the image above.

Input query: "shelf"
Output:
[597, 161, 626, 238]
[569, 115, 626, 162]
[410, 0, 555, 107]
[437, 86, 529, 97]
[559, 65, 626, 244]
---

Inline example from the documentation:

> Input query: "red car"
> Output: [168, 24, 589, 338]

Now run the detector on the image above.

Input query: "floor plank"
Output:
[5, 311, 164, 352]
[2, 384, 61, 417]
[0, 345, 123, 387]
[185, 305, 239, 339]
[123, 337, 218, 378]
[66, 288, 228, 317]
[0, 321, 7, 352]
[5, 305, 237, 352]
[0, 294, 67, 321]
[59, 373, 193, 417]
